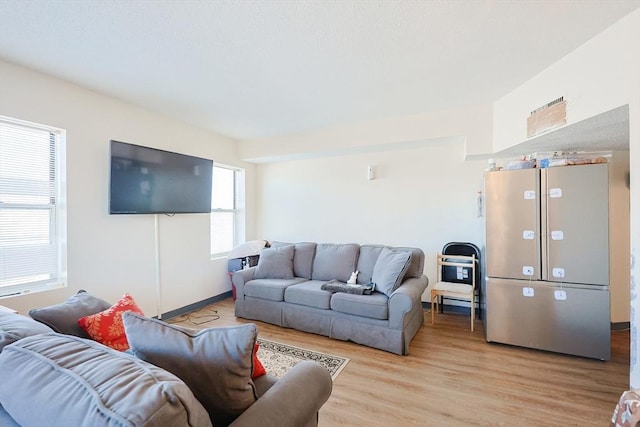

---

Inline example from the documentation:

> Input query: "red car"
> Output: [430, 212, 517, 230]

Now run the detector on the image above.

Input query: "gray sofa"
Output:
[0, 293, 332, 427]
[233, 242, 429, 355]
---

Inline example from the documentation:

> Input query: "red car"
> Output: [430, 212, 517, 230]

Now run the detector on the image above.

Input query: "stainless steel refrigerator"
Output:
[484, 163, 610, 360]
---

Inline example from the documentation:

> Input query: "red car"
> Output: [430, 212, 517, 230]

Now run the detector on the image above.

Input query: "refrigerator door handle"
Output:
[540, 169, 548, 281]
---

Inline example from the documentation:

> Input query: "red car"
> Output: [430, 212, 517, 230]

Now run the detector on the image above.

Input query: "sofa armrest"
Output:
[230, 361, 332, 427]
[388, 275, 429, 328]
[232, 267, 257, 299]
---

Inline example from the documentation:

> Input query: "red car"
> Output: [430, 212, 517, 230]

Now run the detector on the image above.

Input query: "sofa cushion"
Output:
[272, 241, 316, 279]
[356, 245, 385, 285]
[252, 373, 279, 399]
[0, 403, 19, 427]
[371, 247, 413, 296]
[245, 278, 307, 301]
[394, 246, 425, 279]
[330, 292, 389, 320]
[123, 313, 258, 427]
[311, 243, 359, 282]
[357, 245, 425, 284]
[77, 293, 145, 351]
[28, 290, 112, 338]
[284, 280, 333, 310]
[0, 311, 54, 352]
[254, 245, 295, 280]
[0, 333, 211, 427]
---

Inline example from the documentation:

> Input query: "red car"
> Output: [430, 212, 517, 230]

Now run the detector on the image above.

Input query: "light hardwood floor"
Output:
[178, 298, 629, 426]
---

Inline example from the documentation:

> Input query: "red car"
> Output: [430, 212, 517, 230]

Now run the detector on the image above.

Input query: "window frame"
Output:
[210, 163, 245, 259]
[0, 115, 67, 299]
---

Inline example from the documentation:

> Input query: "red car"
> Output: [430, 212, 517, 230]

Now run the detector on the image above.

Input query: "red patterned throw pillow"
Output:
[252, 342, 266, 379]
[78, 293, 144, 351]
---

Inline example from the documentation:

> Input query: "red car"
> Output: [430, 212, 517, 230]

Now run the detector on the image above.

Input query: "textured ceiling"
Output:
[0, 0, 638, 141]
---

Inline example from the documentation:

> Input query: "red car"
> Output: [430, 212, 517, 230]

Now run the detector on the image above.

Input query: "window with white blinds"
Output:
[0, 116, 67, 298]
[211, 164, 245, 257]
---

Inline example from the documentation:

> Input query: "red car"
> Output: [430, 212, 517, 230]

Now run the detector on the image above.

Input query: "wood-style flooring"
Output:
[177, 298, 630, 426]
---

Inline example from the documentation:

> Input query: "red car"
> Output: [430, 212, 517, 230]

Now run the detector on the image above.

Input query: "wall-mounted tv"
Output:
[109, 140, 213, 214]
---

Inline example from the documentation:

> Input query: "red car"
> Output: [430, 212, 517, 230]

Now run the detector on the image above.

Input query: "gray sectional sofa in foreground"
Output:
[0, 291, 332, 427]
[233, 242, 429, 355]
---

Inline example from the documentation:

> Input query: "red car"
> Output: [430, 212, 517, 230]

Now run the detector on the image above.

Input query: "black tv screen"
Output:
[109, 140, 213, 214]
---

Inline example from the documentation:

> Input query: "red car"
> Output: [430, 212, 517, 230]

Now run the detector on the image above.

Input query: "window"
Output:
[0, 116, 67, 298]
[210, 164, 244, 257]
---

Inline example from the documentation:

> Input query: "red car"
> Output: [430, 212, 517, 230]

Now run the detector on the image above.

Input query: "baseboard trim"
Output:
[423, 302, 632, 332]
[422, 302, 471, 315]
[611, 321, 630, 331]
[158, 291, 233, 321]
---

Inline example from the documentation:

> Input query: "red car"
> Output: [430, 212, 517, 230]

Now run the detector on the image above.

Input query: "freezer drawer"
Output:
[486, 278, 610, 360]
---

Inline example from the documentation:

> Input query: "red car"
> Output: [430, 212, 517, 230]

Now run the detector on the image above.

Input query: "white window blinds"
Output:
[0, 116, 67, 298]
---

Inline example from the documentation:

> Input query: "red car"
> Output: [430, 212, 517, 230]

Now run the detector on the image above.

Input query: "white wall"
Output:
[493, 10, 639, 153]
[239, 104, 494, 162]
[609, 151, 631, 324]
[256, 140, 486, 300]
[0, 60, 257, 316]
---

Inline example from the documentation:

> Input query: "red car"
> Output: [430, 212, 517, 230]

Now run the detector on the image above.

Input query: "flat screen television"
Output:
[109, 140, 213, 214]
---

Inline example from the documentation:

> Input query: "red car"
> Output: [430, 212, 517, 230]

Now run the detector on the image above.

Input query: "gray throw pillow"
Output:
[253, 245, 295, 279]
[371, 247, 413, 297]
[271, 242, 317, 279]
[123, 312, 257, 426]
[28, 290, 112, 338]
[0, 311, 54, 352]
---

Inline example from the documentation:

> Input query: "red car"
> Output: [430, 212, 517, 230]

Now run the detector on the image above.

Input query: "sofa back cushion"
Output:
[0, 403, 19, 427]
[271, 242, 317, 279]
[0, 333, 211, 427]
[394, 246, 425, 279]
[311, 243, 359, 282]
[357, 245, 425, 285]
[356, 245, 385, 285]
[0, 311, 53, 353]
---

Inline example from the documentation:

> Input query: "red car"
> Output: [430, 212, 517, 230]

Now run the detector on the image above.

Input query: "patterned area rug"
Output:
[256, 338, 349, 381]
